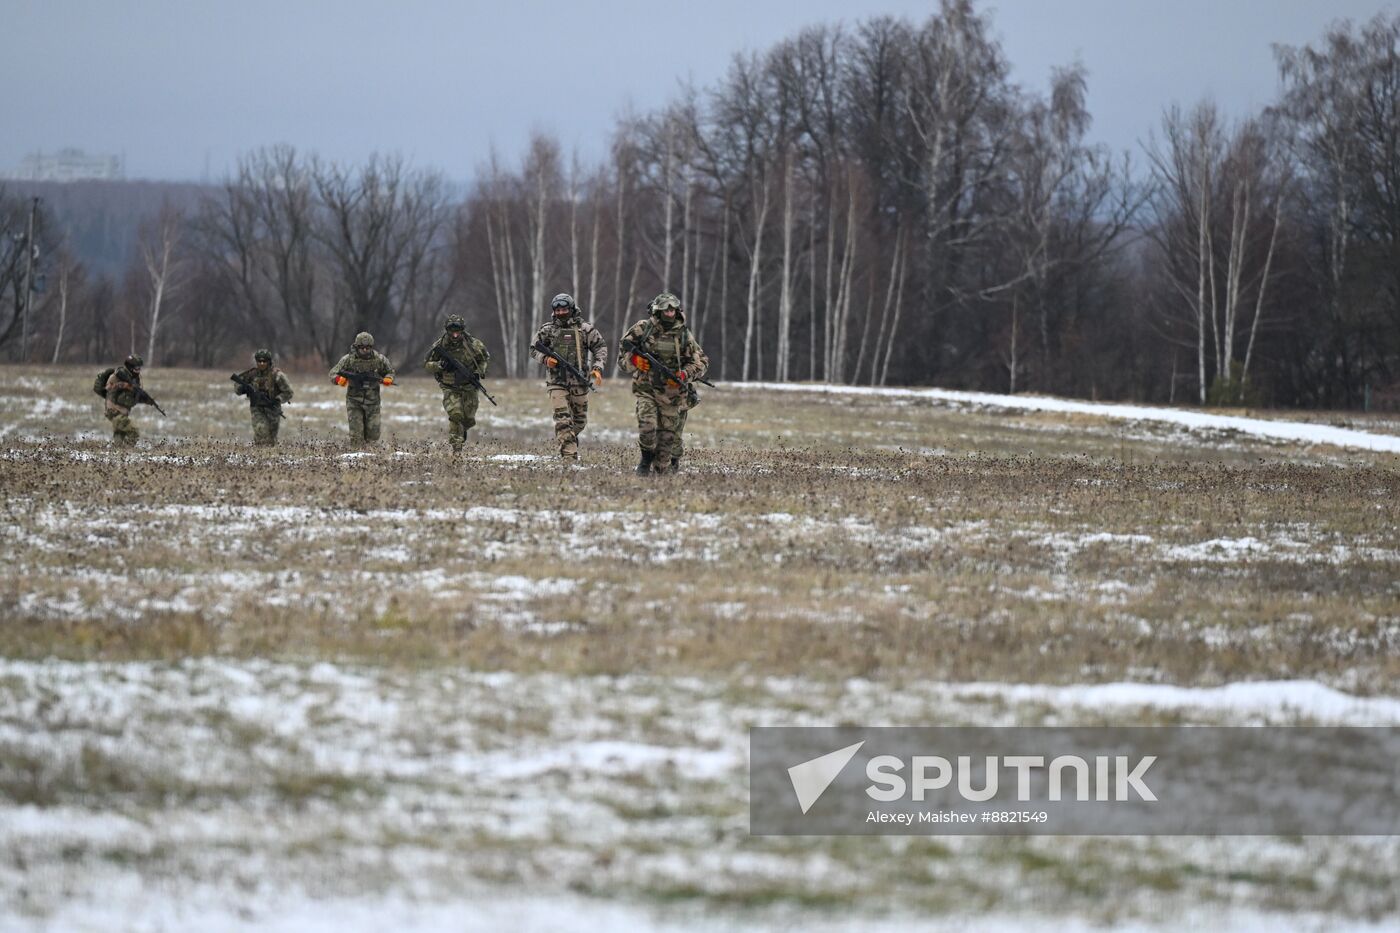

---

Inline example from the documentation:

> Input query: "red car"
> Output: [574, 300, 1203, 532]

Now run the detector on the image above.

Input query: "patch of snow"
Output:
[938, 680, 1400, 725]
[736, 382, 1400, 453]
[1161, 536, 1271, 561]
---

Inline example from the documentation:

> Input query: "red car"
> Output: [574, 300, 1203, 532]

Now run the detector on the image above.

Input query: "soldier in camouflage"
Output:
[233, 348, 294, 446]
[423, 314, 490, 455]
[618, 292, 710, 475]
[329, 332, 395, 445]
[102, 354, 148, 446]
[529, 293, 606, 460]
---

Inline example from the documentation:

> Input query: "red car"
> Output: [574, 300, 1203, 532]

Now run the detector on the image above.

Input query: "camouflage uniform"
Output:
[233, 350, 294, 446]
[329, 332, 395, 444]
[423, 315, 490, 454]
[618, 293, 709, 474]
[103, 356, 146, 446]
[528, 294, 607, 459]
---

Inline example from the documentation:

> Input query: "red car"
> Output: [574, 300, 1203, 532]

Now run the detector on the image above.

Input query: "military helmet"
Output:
[124, 354, 144, 369]
[444, 314, 466, 332]
[353, 332, 374, 348]
[550, 293, 578, 313]
[649, 292, 681, 313]
[253, 348, 273, 363]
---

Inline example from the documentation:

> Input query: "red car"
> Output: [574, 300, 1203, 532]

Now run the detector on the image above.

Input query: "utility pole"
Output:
[19, 196, 40, 361]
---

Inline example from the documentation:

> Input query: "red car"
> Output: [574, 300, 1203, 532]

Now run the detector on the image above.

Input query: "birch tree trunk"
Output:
[681, 171, 692, 304]
[1196, 156, 1210, 404]
[528, 165, 548, 362]
[662, 132, 675, 287]
[569, 157, 581, 294]
[741, 174, 772, 382]
[808, 189, 818, 381]
[878, 229, 907, 387]
[869, 225, 903, 385]
[613, 168, 627, 337]
[776, 152, 795, 381]
[587, 197, 601, 321]
[822, 182, 837, 382]
[141, 209, 182, 367]
[1242, 194, 1284, 382]
[829, 177, 857, 383]
[719, 198, 730, 380]
[50, 260, 70, 364]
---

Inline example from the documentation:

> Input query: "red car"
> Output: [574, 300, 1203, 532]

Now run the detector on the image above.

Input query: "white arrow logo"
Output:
[787, 741, 865, 814]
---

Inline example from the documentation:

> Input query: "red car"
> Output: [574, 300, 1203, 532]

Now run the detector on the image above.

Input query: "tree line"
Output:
[3, 1, 1397, 408]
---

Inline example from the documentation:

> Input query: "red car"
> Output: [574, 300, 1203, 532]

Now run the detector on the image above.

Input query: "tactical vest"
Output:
[239, 367, 281, 403]
[641, 322, 688, 370]
[546, 323, 588, 370]
[339, 352, 387, 398]
[434, 335, 484, 386]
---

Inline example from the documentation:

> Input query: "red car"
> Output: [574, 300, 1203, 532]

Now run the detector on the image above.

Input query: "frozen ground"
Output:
[1, 366, 1397, 930]
[3, 658, 1398, 931]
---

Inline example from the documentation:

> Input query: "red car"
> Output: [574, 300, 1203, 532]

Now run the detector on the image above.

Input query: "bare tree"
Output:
[138, 203, 185, 366]
[312, 153, 449, 359]
[1149, 104, 1288, 403]
[49, 250, 84, 364]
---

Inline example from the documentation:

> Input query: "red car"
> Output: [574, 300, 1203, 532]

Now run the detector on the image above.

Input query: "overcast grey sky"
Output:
[4, 0, 1396, 183]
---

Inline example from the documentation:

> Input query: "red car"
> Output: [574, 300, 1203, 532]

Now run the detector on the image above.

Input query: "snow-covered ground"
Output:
[738, 382, 1400, 454]
[3, 658, 1397, 931]
[3, 368, 1397, 930]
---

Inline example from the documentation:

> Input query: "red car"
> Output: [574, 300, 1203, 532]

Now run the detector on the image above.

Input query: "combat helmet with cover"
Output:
[648, 292, 684, 329]
[353, 332, 375, 348]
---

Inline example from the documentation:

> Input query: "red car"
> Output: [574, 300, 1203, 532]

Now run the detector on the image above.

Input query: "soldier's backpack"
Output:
[92, 367, 115, 397]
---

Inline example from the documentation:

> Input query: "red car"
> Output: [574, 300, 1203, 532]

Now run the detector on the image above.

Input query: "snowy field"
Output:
[1, 365, 1397, 930]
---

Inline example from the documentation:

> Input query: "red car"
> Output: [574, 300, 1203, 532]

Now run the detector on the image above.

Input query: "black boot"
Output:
[635, 450, 655, 475]
[666, 456, 681, 474]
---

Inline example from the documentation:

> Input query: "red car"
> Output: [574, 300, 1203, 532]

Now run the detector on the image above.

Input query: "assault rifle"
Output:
[132, 384, 168, 417]
[531, 339, 596, 392]
[621, 337, 716, 391]
[335, 369, 389, 390]
[430, 347, 497, 406]
[230, 373, 287, 419]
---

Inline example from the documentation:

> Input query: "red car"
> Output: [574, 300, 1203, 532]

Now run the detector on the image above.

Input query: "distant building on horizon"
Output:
[3, 148, 125, 182]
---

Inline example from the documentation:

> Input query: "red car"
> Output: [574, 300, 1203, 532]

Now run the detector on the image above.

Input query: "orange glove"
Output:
[334, 376, 348, 387]
[382, 376, 394, 386]
[630, 354, 650, 372]
[544, 357, 558, 368]
[590, 369, 603, 388]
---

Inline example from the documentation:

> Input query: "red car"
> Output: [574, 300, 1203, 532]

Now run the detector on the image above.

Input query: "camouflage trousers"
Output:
[105, 409, 138, 446]
[346, 397, 382, 444]
[250, 406, 282, 446]
[440, 385, 480, 452]
[548, 386, 590, 458]
[636, 394, 689, 470]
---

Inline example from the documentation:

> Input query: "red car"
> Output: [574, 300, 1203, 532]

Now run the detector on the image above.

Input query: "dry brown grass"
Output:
[3, 365, 1396, 690]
